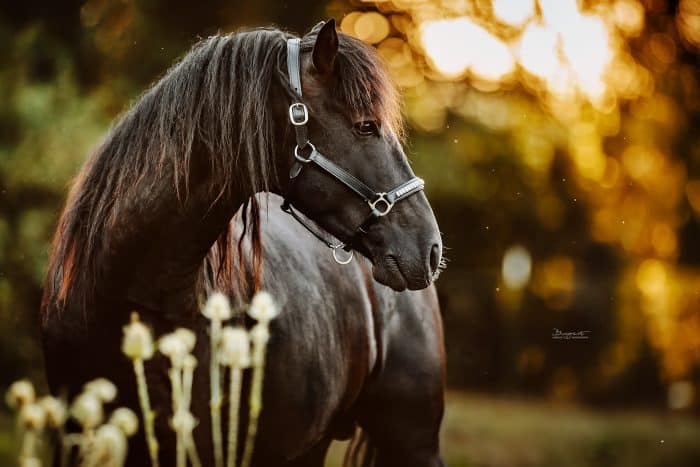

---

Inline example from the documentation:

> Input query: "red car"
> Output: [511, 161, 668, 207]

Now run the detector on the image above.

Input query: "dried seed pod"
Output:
[6, 380, 36, 409]
[19, 403, 46, 430]
[171, 410, 196, 435]
[39, 396, 67, 428]
[247, 291, 279, 324]
[202, 292, 232, 321]
[219, 327, 251, 368]
[122, 312, 155, 360]
[110, 407, 139, 437]
[84, 378, 117, 403]
[70, 392, 103, 429]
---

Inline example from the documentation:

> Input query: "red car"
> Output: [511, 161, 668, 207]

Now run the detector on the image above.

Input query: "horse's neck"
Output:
[104, 160, 245, 316]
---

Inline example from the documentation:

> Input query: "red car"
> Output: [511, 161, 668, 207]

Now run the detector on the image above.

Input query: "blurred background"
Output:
[2, 0, 700, 465]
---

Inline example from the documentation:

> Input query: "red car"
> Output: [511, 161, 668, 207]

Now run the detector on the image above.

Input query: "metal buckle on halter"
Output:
[368, 193, 394, 217]
[294, 142, 316, 163]
[331, 243, 354, 265]
[289, 103, 309, 126]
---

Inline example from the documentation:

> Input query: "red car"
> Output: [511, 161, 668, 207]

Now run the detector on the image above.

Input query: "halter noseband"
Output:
[281, 36, 425, 265]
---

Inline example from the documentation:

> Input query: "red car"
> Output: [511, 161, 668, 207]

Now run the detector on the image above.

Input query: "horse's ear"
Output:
[312, 19, 338, 76]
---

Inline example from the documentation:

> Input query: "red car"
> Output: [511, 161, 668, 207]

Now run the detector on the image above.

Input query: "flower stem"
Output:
[226, 368, 243, 467]
[186, 434, 203, 467]
[169, 368, 186, 467]
[241, 338, 268, 467]
[58, 427, 69, 467]
[134, 358, 159, 467]
[182, 361, 201, 466]
[210, 319, 224, 467]
[20, 429, 36, 463]
[183, 363, 194, 411]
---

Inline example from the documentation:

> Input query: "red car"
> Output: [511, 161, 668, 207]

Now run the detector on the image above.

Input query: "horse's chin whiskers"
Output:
[431, 255, 449, 281]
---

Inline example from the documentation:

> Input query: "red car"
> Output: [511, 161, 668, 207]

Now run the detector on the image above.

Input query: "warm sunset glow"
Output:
[559, 15, 612, 99]
[338, 0, 699, 389]
[343, 0, 638, 105]
[517, 23, 559, 80]
[492, 0, 535, 27]
[613, 0, 645, 37]
[420, 17, 514, 80]
[678, 0, 700, 48]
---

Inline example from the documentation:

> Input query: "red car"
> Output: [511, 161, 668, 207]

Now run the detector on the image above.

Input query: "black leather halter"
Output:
[281, 37, 425, 265]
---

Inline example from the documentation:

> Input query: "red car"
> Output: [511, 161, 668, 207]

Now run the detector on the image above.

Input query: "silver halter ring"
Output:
[294, 142, 316, 163]
[331, 244, 354, 265]
[368, 193, 394, 217]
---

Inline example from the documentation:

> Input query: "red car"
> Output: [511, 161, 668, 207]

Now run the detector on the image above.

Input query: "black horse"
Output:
[208, 194, 446, 467]
[41, 20, 445, 466]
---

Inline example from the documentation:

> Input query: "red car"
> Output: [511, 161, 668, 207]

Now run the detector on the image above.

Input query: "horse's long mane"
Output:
[43, 23, 402, 317]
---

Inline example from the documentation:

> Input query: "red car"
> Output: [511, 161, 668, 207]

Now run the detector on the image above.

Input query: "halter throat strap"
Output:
[282, 36, 425, 263]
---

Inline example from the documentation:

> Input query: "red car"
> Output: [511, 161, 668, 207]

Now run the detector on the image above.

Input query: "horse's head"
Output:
[278, 20, 442, 291]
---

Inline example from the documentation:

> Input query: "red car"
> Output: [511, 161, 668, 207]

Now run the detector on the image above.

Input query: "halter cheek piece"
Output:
[281, 37, 425, 265]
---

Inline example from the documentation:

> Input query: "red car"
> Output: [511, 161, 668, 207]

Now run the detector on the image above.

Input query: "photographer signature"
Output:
[551, 328, 591, 340]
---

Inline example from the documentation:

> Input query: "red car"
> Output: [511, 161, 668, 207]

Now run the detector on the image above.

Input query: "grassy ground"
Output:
[326, 392, 700, 467]
[2, 392, 700, 466]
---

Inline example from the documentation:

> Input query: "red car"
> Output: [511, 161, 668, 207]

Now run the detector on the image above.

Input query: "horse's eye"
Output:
[354, 121, 379, 137]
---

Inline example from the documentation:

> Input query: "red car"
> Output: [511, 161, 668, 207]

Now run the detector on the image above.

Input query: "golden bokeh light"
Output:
[612, 0, 645, 37]
[341, 0, 650, 107]
[492, 0, 535, 27]
[532, 256, 576, 310]
[678, 0, 700, 49]
[538, 0, 580, 27]
[502, 245, 532, 290]
[559, 15, 611, 100]
[419, 17, 515, 79]
[517, 23, 559, 82]
[337, 0, 700, 389]
[636, 259, 669, 299]
[354, 11, 391, 44]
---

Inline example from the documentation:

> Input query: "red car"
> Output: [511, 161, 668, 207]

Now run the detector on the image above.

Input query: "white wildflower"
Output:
[110, 407, 139, 437]
[89, 424, 128, 467]
[219, 327, 250, 368]
[247, 291, 279, 324]
[6, 380, 35, 408]
[158, 332, 189, 367]
[70, 392, 103, 429]
[171, 410, 196, 435]
[124, 315, 159, 467]
[175, 328, 196, 352]
[19, 403, 46, 430]
[122, 312, 154, 360]
[202, 292, 232, 321]
[39, 396, 66, 428]
[84, 378, 117, 403]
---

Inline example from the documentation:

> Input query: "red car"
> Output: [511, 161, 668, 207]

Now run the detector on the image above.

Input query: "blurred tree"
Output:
[1, 0, 699, 412]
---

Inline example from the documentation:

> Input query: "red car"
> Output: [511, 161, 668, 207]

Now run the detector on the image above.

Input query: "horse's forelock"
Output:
[300, 28, 405, 141]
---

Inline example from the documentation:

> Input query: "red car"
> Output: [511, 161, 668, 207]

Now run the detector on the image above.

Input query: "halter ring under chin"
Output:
[331, 244, 354, 265]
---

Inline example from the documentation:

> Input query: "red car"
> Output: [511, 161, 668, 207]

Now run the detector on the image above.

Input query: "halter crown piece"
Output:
[281, 35, 425, 265]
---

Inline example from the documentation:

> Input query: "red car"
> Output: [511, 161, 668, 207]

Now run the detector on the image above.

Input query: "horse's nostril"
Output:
[429, 243, 441, 273]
